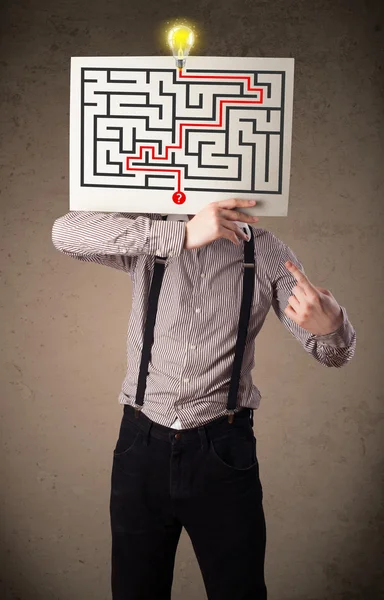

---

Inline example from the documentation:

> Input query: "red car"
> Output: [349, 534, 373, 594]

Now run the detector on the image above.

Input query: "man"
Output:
[52, 198, 356, 599]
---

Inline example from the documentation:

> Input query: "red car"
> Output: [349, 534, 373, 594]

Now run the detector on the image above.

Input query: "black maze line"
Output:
[79, 181, 279, 193]
[87, 95, 275, 117]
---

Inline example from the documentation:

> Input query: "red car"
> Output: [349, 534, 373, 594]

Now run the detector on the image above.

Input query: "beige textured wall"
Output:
[1, 0, 383, 598]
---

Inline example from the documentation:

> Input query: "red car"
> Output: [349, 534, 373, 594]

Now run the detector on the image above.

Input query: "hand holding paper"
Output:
[183, 198, 259, 250]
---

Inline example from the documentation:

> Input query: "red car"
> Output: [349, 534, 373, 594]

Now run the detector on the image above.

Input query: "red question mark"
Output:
[172, 191, 186, 205]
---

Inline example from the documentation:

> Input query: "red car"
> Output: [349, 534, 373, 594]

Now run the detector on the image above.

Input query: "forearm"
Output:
[52, 211, 186, 258]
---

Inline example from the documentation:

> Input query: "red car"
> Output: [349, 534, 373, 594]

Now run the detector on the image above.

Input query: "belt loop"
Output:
[144, 421, 152, 446]
[198, 426, 209, 451]
[249, 409, 254, 428]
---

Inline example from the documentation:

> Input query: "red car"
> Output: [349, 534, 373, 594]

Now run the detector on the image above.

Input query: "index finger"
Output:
[285, 260, 314, 291]
[214, 198, 256, 209]
[220, 207, 259, 224]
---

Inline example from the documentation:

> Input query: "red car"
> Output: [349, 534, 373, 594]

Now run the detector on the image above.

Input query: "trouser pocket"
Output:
[209, 425, 258, 471]
[113, 416, 142, 457]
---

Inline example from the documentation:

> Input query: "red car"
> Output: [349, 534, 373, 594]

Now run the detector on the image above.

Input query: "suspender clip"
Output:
[227, 410, 235, 424]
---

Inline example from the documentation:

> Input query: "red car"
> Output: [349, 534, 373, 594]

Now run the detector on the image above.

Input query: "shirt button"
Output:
[200, 273, 205, 278]
[183, 377, 190, 383]
[190, 344, 196, 350]
[195, 307, 201, 313]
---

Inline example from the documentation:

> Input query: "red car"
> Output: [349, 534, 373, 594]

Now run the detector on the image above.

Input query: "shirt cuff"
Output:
[311, 305, 355, 348]
[147, 219, 186, 257]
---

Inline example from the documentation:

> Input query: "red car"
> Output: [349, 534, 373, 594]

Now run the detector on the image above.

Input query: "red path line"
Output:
[126, 70, 264, 193]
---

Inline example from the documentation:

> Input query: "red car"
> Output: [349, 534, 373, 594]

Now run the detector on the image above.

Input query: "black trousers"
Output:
[109, 404, 267, 599]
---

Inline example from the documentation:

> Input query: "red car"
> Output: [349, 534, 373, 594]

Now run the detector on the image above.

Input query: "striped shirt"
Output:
[52, 211, 356, 429]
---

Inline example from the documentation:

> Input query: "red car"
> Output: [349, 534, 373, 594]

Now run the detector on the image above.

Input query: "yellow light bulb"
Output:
[167, 25, 194, 70]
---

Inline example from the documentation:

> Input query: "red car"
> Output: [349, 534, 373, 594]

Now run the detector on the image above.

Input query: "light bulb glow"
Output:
[167, 25, 195, 70]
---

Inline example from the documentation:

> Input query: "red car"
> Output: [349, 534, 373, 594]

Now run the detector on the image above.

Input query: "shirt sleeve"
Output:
[271, 241, 357, 368]
[51, 211, 187, 274]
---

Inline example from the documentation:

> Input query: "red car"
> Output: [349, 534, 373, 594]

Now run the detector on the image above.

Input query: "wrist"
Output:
[317, 307, 344, 337]
[330, 306, 344, 332]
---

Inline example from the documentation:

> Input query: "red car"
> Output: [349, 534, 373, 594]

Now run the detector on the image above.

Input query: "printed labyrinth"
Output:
[81, 68, 286, 198]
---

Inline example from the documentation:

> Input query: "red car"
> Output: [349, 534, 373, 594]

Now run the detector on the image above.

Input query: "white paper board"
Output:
[70, 56, 294, 216]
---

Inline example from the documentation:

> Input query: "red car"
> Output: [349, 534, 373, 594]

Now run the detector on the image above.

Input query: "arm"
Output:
[51, 211, 186, 274]
[271, 242, 357, 368]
